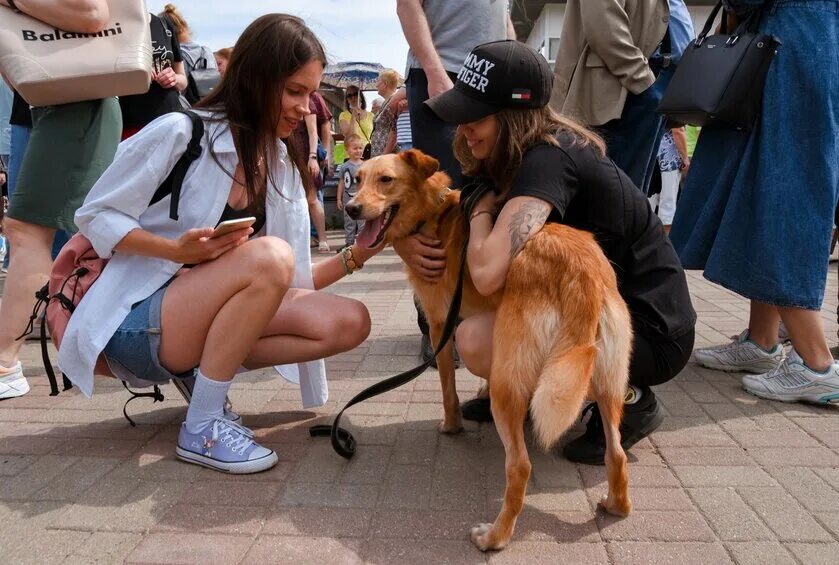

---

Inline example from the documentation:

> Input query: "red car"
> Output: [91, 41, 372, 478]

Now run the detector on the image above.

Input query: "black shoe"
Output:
[461, 397, 493, 422]
[562, 389, 664, 465]
[420, 334, 463, 369]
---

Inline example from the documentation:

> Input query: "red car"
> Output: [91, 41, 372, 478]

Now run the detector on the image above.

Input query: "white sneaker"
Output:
[695, 330, 784, 373]
[0, 362, 30, 399]
[742, 349, 839, 404]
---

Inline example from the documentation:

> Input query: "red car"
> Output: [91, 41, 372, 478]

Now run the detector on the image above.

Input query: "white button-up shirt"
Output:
[61, 111, 328, 407]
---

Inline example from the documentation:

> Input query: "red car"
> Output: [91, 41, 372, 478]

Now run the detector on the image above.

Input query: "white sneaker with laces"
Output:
[695, 330, 784, 373]
[0, 362, 30, 399]
[742, 349, 839, 404]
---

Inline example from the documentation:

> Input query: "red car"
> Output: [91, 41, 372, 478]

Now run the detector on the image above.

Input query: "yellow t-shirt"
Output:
[339, 110, 374, 143]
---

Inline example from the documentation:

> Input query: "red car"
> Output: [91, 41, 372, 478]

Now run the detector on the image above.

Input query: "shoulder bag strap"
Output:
[149, 110, 204, 220]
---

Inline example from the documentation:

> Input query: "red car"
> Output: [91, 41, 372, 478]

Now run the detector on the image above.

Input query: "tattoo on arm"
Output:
[507, 201, 550, 257]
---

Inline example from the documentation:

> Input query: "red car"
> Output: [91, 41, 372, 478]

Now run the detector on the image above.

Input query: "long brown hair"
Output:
[454, 106, 606, 194]
[197, 14, 326, 206]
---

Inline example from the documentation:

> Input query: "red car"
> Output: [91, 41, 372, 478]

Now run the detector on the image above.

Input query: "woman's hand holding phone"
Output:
[167, 226, 253, 264]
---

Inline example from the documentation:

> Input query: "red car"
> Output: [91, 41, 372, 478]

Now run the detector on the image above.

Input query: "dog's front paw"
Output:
[470, 523, 507, 551]
[438, 416, 463, 434]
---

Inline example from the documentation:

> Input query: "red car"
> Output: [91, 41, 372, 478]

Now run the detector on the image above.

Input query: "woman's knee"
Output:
[241, 236, 295, 288]
[4, 217, 55, 249]
[456, 319, 490, 369]
[334, 300, 371, 350]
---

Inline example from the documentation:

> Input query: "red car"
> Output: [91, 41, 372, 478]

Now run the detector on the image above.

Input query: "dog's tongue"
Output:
[356, 214, 384, 248]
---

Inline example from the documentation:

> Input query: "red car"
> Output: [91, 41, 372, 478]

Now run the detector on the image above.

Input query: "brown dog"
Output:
[347, 149, 633, 551]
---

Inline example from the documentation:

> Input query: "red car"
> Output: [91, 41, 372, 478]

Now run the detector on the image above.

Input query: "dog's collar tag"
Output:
[438, 188, 452, 205]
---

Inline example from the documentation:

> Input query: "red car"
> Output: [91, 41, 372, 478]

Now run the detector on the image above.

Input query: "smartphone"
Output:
[211, 216, 256, 239]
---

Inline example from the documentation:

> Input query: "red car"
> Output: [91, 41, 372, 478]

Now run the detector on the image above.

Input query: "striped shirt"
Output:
[396, 112, 412, 145]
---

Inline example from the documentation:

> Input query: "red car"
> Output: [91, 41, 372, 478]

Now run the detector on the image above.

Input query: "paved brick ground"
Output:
[1, 232, 838, 564]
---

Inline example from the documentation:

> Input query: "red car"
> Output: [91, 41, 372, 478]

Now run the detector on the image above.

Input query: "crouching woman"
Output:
[59, 15, 381, 474]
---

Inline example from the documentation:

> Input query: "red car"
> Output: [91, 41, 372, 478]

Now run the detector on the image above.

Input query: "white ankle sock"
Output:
[185, 370, 233, 434]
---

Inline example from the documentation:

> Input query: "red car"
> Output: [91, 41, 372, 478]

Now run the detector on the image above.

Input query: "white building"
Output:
[511, 0, 718, 67]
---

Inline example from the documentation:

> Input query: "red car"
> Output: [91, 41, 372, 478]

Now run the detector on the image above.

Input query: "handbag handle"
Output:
[697, 1, 726, 45]
[696, 1, 765, 46]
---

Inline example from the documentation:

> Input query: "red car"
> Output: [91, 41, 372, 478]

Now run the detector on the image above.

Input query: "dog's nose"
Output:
[345, 201, 362, 220]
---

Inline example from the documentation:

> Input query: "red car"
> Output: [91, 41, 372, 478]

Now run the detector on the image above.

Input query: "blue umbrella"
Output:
[321, 61, 385, 91]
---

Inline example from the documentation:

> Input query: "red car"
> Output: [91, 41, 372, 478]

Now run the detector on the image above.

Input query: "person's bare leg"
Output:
[309, 198, 326, 241]
[307, 192, 328, 251]
[455, 312, 495, 379]
[748, 300, 781, 350]
[158, 237, 295, 380]
[242, 288, 370, 368]
[0, 218, 55, 366]
[778, 306, 833, 372]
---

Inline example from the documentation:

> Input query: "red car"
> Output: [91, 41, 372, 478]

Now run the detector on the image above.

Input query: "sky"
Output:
[147, 1, 411, 76]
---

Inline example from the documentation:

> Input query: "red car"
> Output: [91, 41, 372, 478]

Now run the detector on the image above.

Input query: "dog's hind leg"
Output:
[594, 393, 632, 517]
[429, 321, 462, 434]
[470, 371, 530, 552]
[592, 295, 633, 517]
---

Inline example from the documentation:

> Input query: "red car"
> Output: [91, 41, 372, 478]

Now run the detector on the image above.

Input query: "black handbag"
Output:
[657, 1, 781, 131]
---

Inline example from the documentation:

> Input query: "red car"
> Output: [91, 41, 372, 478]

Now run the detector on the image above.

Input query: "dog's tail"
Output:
[530, 343, 596, 450]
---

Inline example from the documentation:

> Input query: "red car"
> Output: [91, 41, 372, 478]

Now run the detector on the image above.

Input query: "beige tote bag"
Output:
[0, 2, 152, 106]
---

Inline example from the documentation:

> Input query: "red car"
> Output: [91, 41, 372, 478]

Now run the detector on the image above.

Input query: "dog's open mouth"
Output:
[356, 205, 399, 248]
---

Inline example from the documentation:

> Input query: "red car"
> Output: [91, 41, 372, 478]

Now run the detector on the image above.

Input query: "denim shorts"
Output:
[103, 281, 191, 384]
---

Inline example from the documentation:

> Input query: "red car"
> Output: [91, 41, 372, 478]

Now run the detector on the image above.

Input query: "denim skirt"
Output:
[670, 0, 839, 310]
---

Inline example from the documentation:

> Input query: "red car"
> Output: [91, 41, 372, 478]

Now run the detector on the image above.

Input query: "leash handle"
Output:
[311, 181, 496, 459]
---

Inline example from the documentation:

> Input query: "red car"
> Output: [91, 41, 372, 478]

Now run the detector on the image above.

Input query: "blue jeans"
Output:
[599, 67, 675, 195]
[4, 124, 68, 268]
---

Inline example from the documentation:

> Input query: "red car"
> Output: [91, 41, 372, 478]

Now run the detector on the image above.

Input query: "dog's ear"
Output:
[400, 149, 440, 180]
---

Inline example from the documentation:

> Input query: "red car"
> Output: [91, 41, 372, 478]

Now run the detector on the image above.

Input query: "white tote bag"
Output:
[0, 2, 152, 106]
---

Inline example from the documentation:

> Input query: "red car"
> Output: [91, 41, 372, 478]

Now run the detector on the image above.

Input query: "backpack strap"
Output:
[149, 110, 205, 220]
[121, 382, 165, 427]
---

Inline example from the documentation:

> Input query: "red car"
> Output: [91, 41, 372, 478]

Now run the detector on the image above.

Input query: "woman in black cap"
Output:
[410, 40, 696, 464]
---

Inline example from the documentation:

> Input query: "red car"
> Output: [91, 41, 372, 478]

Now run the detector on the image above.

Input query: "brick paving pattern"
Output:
[1, 234, 837, 564]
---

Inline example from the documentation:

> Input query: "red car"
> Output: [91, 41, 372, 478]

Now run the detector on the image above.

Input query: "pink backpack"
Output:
[26, 110, 204, 397]
[45, 234, 115, 382]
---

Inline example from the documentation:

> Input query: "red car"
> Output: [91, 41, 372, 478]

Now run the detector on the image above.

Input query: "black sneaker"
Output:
[461, 397, 493, 422]
[562, 389, 664, 465]
[420, 334, 462, 369]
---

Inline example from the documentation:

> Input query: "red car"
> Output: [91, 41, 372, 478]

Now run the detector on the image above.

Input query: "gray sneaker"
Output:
[742, 349, 839, 404]
[695, 330, 784, 373]
[176, 417, 277, 474]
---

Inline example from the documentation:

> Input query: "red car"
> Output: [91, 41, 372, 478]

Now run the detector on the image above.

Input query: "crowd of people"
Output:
[0, 0, 836, 477]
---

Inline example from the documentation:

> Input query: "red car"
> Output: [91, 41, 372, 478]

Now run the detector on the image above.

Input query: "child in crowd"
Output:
[336, 134, 365, 247]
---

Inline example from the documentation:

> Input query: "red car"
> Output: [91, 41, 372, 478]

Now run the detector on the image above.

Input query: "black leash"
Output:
[310, 180, 493, 459]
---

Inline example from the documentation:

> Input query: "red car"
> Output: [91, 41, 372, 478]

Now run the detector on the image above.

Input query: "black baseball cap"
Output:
[425, 40, 553, 125]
